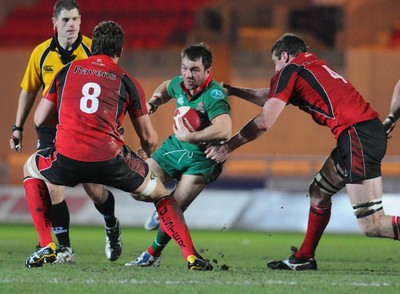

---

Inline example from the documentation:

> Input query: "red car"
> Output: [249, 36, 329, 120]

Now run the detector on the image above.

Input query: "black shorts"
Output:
[36, 127, 57, 149]
[36, 147, 149, 192]
[331, 118, 386, 183]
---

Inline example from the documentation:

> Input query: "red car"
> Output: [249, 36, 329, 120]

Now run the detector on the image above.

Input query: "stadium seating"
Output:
[0, 0, 212, 49]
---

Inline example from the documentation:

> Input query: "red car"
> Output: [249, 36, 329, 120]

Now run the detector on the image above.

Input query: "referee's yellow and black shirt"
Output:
[20, 33, 92, 96]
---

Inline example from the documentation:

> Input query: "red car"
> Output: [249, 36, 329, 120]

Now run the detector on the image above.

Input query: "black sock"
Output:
[52, 200, 71, 247]
[94, 190, 116, 228]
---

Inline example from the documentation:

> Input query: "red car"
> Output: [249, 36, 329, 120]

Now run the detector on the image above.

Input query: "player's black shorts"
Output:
[331, 117, 386, 183]
[36, 147, 149, 192]
[36, 127, 57, 149]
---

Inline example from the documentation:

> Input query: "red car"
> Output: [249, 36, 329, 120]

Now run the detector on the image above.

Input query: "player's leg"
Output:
[127, 174, 206, 267]
[131, 170, 212, 270]
[143, 158, 170, 231]
[23, 151, 57, 267]
[347, 177, 400, 239]
[267, 153, 345, 271]
[83, 183, 122, 261]
[36, 127, 73, 263]
[46, 182, 76, 263]
[342, 118, 400, 239]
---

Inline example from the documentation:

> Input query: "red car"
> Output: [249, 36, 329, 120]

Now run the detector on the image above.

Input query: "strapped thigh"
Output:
[313, 170, 344, 196]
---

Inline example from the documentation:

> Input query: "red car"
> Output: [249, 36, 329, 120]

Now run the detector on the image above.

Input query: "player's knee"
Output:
[310, 171, 343, 198]
[358, 222, 382, 237]
[131, 170, 166, 202]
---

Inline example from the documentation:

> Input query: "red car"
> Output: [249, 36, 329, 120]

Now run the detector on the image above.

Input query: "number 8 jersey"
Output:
[44, 54, 148, 162]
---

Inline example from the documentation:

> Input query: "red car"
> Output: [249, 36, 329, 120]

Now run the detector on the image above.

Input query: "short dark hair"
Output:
[91, 21, 124, 57]
[53, 0, 81, 18]
[181, 42, 212, 70]
[271, 33, 308, 58]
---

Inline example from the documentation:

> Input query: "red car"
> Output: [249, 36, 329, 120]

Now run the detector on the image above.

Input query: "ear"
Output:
[282, 52, 290, 63]
[52, 17, 56, 30]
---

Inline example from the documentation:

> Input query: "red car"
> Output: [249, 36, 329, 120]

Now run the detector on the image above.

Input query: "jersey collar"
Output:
[50, 32, 83, 64]
[181, 73, 213, 101]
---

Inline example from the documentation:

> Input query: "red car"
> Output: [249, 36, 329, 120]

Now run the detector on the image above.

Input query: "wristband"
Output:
[387, 114, 396, 123]
[12, 124, 24, 132]
[148, 96, 161, 112]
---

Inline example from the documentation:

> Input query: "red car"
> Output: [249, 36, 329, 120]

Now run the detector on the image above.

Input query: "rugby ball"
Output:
[174, 106, 205, 132]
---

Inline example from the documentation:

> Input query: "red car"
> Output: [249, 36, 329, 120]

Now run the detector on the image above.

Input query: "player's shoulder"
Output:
[205, 80, 227, 101]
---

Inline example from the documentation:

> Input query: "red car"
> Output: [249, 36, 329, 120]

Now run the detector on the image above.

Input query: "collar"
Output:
[50, 32, 83, 64]
[181, 73, 213, 101]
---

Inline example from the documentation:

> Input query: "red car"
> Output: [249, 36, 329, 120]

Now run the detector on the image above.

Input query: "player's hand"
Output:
[205, 143, 230, 163]
[9, 131, 23, 152]
[220, 82, 232, 96]
[383, 115, 396, 138]
[147, 97, 161, 114]
[173, 117, 192, 142]
[136, 147, 149, 160]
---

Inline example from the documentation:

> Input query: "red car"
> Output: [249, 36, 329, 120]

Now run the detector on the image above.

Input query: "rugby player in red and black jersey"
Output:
[10, 0, 122, 265]
[23, 20, 212, 271]
[206, 32, 398, 271]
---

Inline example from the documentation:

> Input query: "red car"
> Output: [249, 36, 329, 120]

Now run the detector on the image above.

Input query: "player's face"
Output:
[181, 56, 210, 91]
[272, 51, 288, 73]
[53, 8, 81, 44]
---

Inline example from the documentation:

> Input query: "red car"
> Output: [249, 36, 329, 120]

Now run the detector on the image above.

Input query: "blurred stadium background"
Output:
[1, 0, 400, 232]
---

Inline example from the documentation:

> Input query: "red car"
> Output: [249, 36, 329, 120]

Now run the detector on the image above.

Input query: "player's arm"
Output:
[222, 82, 269, 106]
[131, 114, 158, 158]
[383, 80, 400, 136]
[9, 89, 37, 152]
[147, 80, 173, 113]
[205, 97, 285, 162]
[33, 98, 57, 127]
[174, 113, 232, 144]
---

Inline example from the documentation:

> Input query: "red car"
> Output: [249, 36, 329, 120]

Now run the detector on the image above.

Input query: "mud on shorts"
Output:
[34, 146, 149, 192]
[331, 117, 387, 184]
[152, 139, 223, 184]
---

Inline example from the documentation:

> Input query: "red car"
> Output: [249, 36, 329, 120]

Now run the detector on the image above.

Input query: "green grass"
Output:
[0, 224, 399, 293]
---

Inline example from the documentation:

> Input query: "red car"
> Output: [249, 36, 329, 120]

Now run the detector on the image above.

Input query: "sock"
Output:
[392, 216, 400, 240]
[148, 228, 171, 257]
[52, 200, 71, 247]
[94, 190, 116, 228]
[295, 202, 331, 259]
[155, 195, 195, 260]
[23, 177, 53, 247]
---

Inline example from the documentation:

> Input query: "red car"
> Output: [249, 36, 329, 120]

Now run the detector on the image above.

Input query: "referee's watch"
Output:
[12, 124, 24, 132]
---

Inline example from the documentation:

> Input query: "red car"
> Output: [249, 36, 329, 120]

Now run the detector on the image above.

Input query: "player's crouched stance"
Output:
[22, 20, 212, 271]
[23, 146, 212, 271]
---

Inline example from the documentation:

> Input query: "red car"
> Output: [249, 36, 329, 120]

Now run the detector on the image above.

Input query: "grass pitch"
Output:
[0, 223, 399, 293]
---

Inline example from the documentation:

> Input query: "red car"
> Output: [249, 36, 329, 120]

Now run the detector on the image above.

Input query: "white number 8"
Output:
[80, 82, 100, 114]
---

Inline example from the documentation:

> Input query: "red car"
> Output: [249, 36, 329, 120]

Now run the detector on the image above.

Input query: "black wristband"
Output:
[12, 124, 23, 132]
[387, 114, 396, 123]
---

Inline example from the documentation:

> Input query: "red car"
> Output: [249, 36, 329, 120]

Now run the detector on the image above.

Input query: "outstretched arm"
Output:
[383, 80, 400, 136]
[147, 80, 172, 114]
[205, 97, 286, 162]
[222, 82, 269, 106]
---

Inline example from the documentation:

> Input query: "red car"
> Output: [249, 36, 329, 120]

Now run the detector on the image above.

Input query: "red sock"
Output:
[392, 216, 400, 240]
[295, 203, 331, 259]
[24, 177, 53, 247]
[155, 195, 195, 259]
